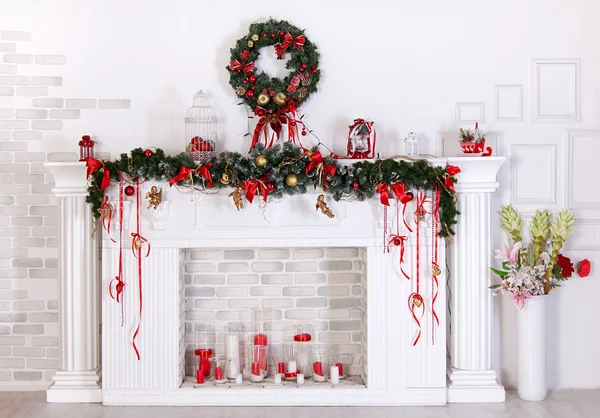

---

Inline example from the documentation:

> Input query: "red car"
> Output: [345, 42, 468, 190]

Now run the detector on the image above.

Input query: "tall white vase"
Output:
[517, 295, 547, 401]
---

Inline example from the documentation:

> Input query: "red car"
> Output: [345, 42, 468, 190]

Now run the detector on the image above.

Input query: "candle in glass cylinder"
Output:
[196, 369, 204, 384]
[297, 373, 305, 385]
[330, 365, 340, 384]
[215, 366, 223, 381]
[225, 334, 240, 379]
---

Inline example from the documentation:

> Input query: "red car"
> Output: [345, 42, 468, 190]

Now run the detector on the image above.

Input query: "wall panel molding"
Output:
[455, 102, 484, 123]
[510, 144, 557, 204]
[532, 59, 580, 122]
[493, 84, 522, 122]
[566, 130, 600, 209]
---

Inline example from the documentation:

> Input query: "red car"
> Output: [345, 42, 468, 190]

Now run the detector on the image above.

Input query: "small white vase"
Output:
[516, 295, 547, 401]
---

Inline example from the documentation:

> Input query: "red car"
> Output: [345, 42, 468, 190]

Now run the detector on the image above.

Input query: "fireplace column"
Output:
[445, 157, 506, 403]
[45, 162, 102, 403]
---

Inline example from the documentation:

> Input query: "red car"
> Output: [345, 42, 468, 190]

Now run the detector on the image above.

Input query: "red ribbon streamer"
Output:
[131, 179, 149, 361]
[387, 234, 410, 280]
[409, 191, 429, 346]
[85, 158, 111, 190]
[376, 184, 390, 206]
[431, 185, 441, 344]
[169, 163, 213, 188]
[230, 59, 254, 75]
[305, 151, 336, 188]
[109, 175, 126, 327]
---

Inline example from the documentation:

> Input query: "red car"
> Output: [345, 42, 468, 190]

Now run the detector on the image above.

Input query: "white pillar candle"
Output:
[274, 373, 282, 384]
[225, 334, 240, 379]
[297, 373, 304, 384]
[235, 373, 243, 384]
[287, 360, 297, 373]
[330, 365, 340, 384]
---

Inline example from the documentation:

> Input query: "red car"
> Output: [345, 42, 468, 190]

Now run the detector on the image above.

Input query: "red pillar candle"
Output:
[196, 368, 204, 384]
[251, 362, 261, 376]
[277, 362, 286, 374]
[195, 348, 213, 377]
[336, 362, 343, 377]
[313, 361, 324, 376]
[215, 366, 223, 381]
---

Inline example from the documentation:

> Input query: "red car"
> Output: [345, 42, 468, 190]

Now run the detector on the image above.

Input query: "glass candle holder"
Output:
[294, 324, 314, 378]
[225, 322, 243, 379]
[194, 323, 216, 378]
[250, 345, 266, 383]
[212, 356, 230, 382]
[311, 344, 329, 382]
[282, 343, 297, 381]
[330, 353, 353, 380]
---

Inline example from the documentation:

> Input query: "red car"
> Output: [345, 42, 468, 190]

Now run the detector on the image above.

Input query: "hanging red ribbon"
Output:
[109, 174, 126, 327]
[169, 163, 213, 188]
[409, 191, 429, 346]
[242, 178, 269, 204]
[230, 59, 254, 75]
[376, 184, 390, 206]
[305, 150, 336, 188]
[431, 185, 441, 344]
[387, 234, 410, 280]
[250, 106, 276, 151]
[85, 158, 111, 190]
[390, 183, 414, 232]
[131, 179, 149, 361]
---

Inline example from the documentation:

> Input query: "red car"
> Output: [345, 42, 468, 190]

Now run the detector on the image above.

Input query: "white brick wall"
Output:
[183, 247, 366, 378]
[0, 16, 132, 384]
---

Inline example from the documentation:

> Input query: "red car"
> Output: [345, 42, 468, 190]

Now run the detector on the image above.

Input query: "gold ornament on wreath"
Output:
[273, 92, 287, 107]
[316, 194, 334, 219]
[255, 155, 268, 167]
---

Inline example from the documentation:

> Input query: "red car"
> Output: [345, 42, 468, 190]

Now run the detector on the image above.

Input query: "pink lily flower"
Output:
[494, 242, 522, 265]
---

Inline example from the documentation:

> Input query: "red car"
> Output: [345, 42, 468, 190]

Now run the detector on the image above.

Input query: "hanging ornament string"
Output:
[382, 204, 388, 254]
[387, 200, 410, 280]
[408, 191, 429, 346]
[108, 174, 125, 327]
[131, 178, 150, 361]
[431, 185, 441, 345]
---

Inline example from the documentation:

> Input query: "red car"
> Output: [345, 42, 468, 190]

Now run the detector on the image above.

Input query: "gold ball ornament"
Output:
[251, 34, 259, 41]
[255, 155, 268, 167]
[285, 173, 299, 187]
[273, 92, 287, 107]
[247, 40, 254, 48]
[220, 172, 231, 185]
[257, 92, 270, 106]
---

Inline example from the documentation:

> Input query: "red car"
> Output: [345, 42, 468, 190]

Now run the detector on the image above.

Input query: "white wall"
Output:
[0, 0, 599, 389]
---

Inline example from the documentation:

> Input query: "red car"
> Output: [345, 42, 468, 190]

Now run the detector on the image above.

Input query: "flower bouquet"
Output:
[490, 205, 591, 308]
[459, 122, 486, 153]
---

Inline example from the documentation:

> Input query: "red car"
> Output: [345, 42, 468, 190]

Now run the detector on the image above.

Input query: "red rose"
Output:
[577, 259, 591, 277]
[557, 254, 574, 278]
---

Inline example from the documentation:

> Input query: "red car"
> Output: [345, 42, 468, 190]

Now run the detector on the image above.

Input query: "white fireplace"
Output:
[45, 156, 505, 406]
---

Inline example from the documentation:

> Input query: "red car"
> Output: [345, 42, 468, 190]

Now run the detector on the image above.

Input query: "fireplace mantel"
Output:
[45, 155, 505, 405]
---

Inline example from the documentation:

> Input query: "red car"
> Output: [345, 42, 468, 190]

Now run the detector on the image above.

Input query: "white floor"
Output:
[1, 390, 599, 418]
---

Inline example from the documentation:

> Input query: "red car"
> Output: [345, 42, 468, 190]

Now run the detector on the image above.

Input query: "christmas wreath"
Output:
[227, 19, 320, 150]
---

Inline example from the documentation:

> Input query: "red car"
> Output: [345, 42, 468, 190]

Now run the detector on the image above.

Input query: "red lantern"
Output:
[78, 135, 95, 161]
[347, 119, 376, 159]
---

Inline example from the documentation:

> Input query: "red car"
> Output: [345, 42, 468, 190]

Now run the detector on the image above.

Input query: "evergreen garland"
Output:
[86, 143, 460, 238]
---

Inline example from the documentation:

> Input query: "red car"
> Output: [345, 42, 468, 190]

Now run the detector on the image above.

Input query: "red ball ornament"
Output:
[243, 79, 248, 84]
[266, 183, 275, 192]
[245, 90, 254, 98]
[263, 88, 268, 93]
[270, 33, 276, 38]
[299, 67, 304, 72]
[124, 185, 135, 196]
[279, 31, 284, 36]
[301, 130, 307, 136]
[144, 149, 153, 157]
[312, 69, 318, 74]
[304, 73, 310, 78]
[262, 33, 267, 37]
[393, 237, 402, 247]
[352, 181, 359, 189]
[249, 74, 257, 83]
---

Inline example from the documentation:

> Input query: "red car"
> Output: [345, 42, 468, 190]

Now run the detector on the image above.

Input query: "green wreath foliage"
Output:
[226, 19, 320, 111]
[86, 143, 460, 238]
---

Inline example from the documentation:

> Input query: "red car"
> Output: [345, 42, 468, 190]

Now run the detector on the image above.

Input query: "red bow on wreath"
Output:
[230, 59, 255, 75]
[85, 157, 111, 190]
[305, 150, 336, 189]
[442, 164, 461, 193]
[275, 33, 305, 59]
[169, 163, 214, 188]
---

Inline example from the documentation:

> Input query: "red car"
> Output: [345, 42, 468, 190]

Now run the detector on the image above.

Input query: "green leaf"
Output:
[491, 267, 508, 278]
[489, 284, 501, 289]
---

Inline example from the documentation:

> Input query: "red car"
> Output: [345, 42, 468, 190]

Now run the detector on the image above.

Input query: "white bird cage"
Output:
[185, 90, 218, 162]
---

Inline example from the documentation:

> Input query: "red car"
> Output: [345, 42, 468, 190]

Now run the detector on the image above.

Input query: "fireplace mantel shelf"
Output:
[45, 155, 505, 406]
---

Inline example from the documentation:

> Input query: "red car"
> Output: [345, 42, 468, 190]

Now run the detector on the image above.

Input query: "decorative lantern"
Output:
[185, 90, 218, 162]
[347, 118, 376, 159]
[78, 135, 95, 161]
[404, 132, 420, 158]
